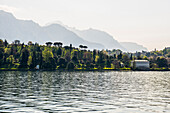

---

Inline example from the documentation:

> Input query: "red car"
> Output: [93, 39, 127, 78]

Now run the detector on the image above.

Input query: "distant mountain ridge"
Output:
[120, 42, 148, 52]
[67, 27, 147, 52]
[68, 28, 126, 50]
[0, 10, 148, 52]
[0, 10, 104, 49]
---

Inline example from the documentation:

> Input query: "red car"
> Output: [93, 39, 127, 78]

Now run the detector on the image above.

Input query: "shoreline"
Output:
[0, 68, 169, 72]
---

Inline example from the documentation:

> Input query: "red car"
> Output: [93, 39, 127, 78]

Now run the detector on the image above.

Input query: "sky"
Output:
[0, 0, 170, 51]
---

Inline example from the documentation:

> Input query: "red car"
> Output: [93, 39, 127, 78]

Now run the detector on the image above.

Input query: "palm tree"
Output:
[45, 42, 53, 47]
[28, 41, 33, 45]
[54, 42, 63, 47]
[58, 42, 63, 47]
[54, 42, 59, 47]
[79, 45, 84, 49]
[14, 40, 20, 45]
[64, 46, 70, 50]
[83, 46, 88, 49]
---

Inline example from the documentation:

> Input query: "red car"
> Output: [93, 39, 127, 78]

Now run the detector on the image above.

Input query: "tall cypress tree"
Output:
[19, 48, 29, 68]
[4, 39, 8, 47]
[30, 51, 37, 69]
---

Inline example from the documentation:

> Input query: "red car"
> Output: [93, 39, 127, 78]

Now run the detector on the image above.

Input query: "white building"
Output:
[131, 60, 150, 69]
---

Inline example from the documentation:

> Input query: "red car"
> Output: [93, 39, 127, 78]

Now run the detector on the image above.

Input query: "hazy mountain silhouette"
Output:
[0, 10, 104, 49]
[120, 42, 148, 52]
[62, 26, 148, 52]
[0, 10, 148, 51]
[69, 28, 126, 50]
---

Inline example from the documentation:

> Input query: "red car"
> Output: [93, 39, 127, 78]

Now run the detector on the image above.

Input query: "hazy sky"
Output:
[0, 0, 170, 50]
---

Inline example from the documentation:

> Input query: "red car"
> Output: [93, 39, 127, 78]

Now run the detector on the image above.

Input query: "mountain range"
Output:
[120, 42, 147, 52]
[68, 27, 126, 50]
[0, 10, 147, 52]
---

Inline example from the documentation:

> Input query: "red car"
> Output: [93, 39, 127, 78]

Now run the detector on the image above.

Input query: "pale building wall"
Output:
[136, 62, 150, 68]
[131, 60, 150, 69]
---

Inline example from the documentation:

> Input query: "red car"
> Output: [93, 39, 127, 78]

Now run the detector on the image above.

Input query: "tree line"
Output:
[0, 39, 169, 70]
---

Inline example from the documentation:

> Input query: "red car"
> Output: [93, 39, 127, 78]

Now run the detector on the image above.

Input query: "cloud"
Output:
[0, 5, 18, 13]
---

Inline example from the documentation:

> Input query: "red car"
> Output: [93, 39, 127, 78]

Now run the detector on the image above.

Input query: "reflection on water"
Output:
[0, 71, 170, 113]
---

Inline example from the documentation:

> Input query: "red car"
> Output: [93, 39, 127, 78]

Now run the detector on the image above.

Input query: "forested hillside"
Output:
[0, 39, 169, 70]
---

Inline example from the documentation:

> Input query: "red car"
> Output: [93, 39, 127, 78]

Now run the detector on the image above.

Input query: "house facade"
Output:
[131, 60, 150, 69]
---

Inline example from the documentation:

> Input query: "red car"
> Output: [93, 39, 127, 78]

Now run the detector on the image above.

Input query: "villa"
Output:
[131, 60, 150, 69]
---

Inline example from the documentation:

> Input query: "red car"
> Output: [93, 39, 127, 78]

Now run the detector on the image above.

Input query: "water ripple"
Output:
[0, 71, 170, 113]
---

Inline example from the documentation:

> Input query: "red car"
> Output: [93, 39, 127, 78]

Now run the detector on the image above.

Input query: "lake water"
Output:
[0, 71, 169, 113]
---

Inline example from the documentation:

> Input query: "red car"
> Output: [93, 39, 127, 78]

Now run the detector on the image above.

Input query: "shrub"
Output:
[66, 61, 75, 70]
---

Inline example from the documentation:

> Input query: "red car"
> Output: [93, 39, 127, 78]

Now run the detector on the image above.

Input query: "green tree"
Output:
[42, 49, 53, 63]
[30, 51, 37, 69]
[0, 47, 4, 66]
[65, 52, 71, 62]
[93, 50, 97, 63]
[57, 47, 62, 56]
[122, 54, 130, 67]
[143, 56, 148, 60]
[42, 49, 56, 69]
[118, 53, 122, 60]
[156, 57, 168, 68]
[58, 57, 66, 68]
[45, 42, 53, 47]
[113, 59, 120, 69]
[106, 59, 111, 68]
[6, 55, 14, 67]
[137, 52, 142, 60]
[0, 39, 4, 66]
[163, 47, 167, 55]
[130, 54, 133, 60]
[83, 52, 92, 63]
[85, 61, 91, 69]
[42, 57, 56, 69]
[4, 39, 8, 47]
[66, 61, 75, 70]
[0, 39, 4, 47]
[97, 51, 105, 69]
[19, 48, 29, 68]
[72, 56, 78, 64]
